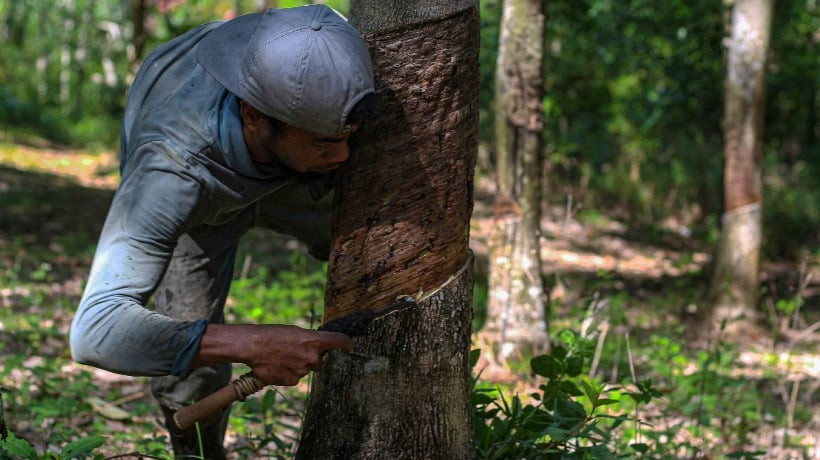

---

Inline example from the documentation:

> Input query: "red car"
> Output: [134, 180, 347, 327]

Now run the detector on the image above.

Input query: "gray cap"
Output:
[196, 5, 375, 134]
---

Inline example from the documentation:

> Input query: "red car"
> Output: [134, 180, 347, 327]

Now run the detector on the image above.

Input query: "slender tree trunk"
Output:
[709, 0, 773, 332]
[72, 0, 94, 119]
[4, 0, 25, 46]
[131, 0, 147, 62]
[36, 5, 49, 102]
[297, 1, 479, 458]
[59, 0, 75, 104]
[482, 0, 548, 361]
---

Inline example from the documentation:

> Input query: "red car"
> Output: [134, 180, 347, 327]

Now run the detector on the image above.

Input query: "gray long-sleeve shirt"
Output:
[70, 22, 333, 377]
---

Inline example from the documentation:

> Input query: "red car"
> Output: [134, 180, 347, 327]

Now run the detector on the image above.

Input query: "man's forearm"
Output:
[191, 323, 258, 368]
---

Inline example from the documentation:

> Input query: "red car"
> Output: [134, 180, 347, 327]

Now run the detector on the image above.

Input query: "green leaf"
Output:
[557, 400, 587, 420]
[540, 381, 560, 400]
[586, 423, 612, 442]
[580, 379, 599, 401]
[474, 410, 497, 420]
[531, 355, 558, 379]
[631, 443, 650, 453]
[559, 380, 584, 397]
[558, 329, 576, 347]
[472, 393, 496, 405]
[0, 432, 38, 460]
[261, 389, 277, 411]
[566, 356, 584, 377]
[602, 413, 629, 430]
[473, 419, 490, 442]
[545, 426, 569, 440]
[470, 349, 481, 368]
[592, 398, 620, 408]
[552, 345, 569, 361]
[521, 410, 551, 432]
[625, 392, 646, 404]
[61, 435, 105, 458]
[85, 397, 130, 421]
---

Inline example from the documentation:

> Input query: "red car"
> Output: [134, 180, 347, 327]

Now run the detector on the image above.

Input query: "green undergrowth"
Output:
[2, 246, 814, 458]
[471, 326, 805, 459]
[1, 199, 816, 458]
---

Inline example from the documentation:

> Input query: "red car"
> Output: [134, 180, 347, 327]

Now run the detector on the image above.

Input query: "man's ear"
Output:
[239, 100, 267, 132]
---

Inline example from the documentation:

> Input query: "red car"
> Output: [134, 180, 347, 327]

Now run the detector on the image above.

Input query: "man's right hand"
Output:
[192, 323, 353, 386]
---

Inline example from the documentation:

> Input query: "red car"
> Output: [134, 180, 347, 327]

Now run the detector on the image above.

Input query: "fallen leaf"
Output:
[85, 397, 130, 421]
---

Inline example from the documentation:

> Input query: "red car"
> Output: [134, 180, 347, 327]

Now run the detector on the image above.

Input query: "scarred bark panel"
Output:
[722, 0, 770, 211]
[324, 11, 479, 322]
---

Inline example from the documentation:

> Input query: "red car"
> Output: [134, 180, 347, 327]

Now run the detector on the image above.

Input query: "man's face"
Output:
[250, 122, 356, 174]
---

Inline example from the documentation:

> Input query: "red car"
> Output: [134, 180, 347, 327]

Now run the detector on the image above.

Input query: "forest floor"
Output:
[0, 142, 817, 458]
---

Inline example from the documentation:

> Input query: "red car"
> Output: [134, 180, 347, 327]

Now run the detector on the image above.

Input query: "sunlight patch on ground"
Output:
[543, 246, 709, 278]
[471, 210, 710, 279]
[0, 143, 119, 190]
[737, 349, 820, 380]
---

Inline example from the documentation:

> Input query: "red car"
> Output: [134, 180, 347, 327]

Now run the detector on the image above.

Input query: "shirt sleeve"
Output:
[70, 144, 207, 377]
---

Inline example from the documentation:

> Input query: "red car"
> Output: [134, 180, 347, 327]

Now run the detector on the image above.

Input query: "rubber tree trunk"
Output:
[483, 0, 548, 360]
[708, 0, 773, 332]
[72, 0, 95, 119]
[131, 0, 147, 61]
[297, 1, 479, 459]
[59, 0, 75, 104]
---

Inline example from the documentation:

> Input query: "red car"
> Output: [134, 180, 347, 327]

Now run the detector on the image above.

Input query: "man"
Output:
[69, 5, 374, 457]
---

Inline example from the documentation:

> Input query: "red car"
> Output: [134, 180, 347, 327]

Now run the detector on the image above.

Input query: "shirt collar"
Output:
[218, 92, 286, 179]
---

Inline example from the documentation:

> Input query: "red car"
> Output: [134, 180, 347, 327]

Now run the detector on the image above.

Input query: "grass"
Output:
[0, 144, 817, 458]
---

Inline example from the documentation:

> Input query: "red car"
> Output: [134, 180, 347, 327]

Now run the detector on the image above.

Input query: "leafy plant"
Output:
[1, 431, 39, 460]
[0, 432, 105, 460]
[472, 330, 663, 458]
[229, 250, 326, 328]
[226, 364, 306, 459]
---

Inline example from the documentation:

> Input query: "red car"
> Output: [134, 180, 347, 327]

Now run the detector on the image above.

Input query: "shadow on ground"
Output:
[0, 165, 114, 246]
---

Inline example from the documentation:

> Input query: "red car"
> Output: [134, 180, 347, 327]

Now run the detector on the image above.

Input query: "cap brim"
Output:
[195, 13, 264, 97]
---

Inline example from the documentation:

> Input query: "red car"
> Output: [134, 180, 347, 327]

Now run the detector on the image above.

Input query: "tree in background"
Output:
[708, 0, 774, 332]
[132, 0, 148, 62]
[481, 0, 549, 364]
[297, 0, 480, 457]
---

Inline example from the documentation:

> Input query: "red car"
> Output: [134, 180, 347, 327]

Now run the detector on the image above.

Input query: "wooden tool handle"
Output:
[173, 373, 264, 431]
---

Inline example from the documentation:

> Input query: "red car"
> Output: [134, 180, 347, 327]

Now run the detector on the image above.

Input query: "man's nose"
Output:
[328, 142, 350, 163]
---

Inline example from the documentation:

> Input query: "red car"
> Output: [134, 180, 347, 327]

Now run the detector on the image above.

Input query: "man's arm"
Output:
[70, 147, 206, 376]
[70, 146, 352, 381]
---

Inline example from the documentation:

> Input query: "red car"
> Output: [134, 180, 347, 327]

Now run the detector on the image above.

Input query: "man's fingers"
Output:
[316, 331, 354, 353]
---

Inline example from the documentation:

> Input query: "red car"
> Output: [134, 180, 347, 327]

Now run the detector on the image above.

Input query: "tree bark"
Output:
[709, 0, 773, 332]
[297, 1, 479, 458]
[131, 0, 147, 62]
[72, 0, 95, 119]
[59, 0, 76, 104]
[482, 0, 548, 360]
